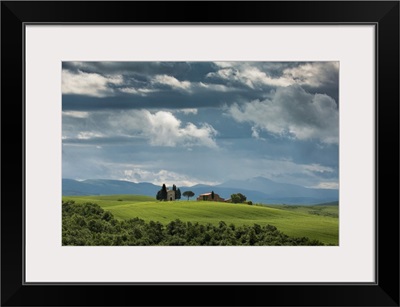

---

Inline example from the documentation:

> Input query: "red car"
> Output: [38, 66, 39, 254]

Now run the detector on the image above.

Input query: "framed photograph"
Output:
[1, 1, 399, 306]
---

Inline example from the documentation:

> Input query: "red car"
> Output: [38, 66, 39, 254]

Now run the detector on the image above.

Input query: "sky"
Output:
[62, 61, 339, 189]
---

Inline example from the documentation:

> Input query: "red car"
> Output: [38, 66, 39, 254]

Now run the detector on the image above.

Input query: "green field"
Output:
[62, 195, 339, 245]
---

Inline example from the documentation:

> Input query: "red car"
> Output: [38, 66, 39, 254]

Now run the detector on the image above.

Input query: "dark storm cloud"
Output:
[62, 136, 148, 146]
[62, 61, 338, 110]
[63, 62, 189, 75]
[302, 84, 339, 105]
[62, 61, 217, 83]
[62, 89, 264, 111]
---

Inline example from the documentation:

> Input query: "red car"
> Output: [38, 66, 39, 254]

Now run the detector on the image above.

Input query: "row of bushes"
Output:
[62, 201, 325, 246]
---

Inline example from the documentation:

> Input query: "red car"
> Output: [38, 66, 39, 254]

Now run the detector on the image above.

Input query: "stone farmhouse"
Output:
[197, 192, 225, 202]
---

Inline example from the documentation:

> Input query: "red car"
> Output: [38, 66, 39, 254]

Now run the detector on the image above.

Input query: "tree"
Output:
[237, 193, 247, 202]
[211, 191, 215, 200]
[230, 193, 246, 203]
[176, 188, 181, 200]
[182, 191, 195, 200]
[231, 194, 241, 203]
[161, 184, 168, 201]
[172, 184, 181, 200]
[156, 184, 168, 201]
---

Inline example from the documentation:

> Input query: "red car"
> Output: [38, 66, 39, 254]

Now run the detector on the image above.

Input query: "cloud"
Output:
[310, 182, 339, 189]
[77, 131, 105, 140]
[63, 109, 218, 148]
[227, 85, 338, 144]
[208, 62, 339, 89]
[197, 82, 234, 92]
[251, 126, 265, 140]
[119, 87, 157, 95]
[152, 75, 191, 90]
[176, 108, 198, 115]
[152, 75, 235, 93]
[207, 66, 292, 88]
[63, 61, 193, 77]
[303, 163, 335, 173]
[62, 70, 123, 97]
[120, 168, 217, 187]
[62, 111, 89, 118]
[142, 111, 217, 148]
[282, 62, 339, 88]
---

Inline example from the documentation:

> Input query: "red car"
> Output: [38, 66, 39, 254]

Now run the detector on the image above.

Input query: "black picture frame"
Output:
[1, 1, 399, 306]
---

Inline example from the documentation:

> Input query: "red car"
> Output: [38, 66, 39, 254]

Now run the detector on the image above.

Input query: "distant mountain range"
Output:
[63, 177, 338, 205]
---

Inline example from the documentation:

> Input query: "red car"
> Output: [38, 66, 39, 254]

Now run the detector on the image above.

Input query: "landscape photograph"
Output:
[62, 61, 339, 246]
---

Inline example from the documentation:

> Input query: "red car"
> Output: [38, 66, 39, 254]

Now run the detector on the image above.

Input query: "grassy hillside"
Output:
[62, 194, 155, 207]
[263, 204, 339, 218]
[63, 195, 338, 245]
[314, 201, 339, 206]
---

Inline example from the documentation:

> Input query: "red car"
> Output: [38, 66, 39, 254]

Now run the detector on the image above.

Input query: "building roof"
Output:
[199, 192, 215, 196]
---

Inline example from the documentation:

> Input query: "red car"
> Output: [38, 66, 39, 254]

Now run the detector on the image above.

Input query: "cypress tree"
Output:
[161, 184, 167, 201]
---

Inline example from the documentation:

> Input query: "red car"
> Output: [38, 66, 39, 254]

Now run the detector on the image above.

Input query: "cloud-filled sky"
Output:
[62, 61, 339, 189]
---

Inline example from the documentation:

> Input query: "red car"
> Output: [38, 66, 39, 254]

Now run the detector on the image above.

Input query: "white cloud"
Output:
[62, 111, 89, 118]
[121, 168, 218, 187]
[197, 82, 234, 92]
[77, 131, 105, 140]
[303, 163, 334, 173]
[142, 111, 217, 148]
[152, 74, 235, 93]
[213, 61, 236, 68]
[207, 66, 292, 89]
[119, 87, 157, 95]
[251, 126, 265, 141]
[282, 62, 339, 87]
[176, 108, 198, 115]
[64, 109, 218, 148]
[208, 62, 339, 89]
[152, 75, 191, 90]
[62, 70, 123, 97]
[310, 182, 339, 189]
[228, 85, 338, 144]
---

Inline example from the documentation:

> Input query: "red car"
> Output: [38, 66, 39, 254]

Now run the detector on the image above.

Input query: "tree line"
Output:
[62, 201, 325, 246]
